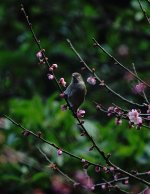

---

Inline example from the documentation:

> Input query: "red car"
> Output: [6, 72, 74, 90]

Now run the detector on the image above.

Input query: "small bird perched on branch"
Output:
[64, 72, 87, 112]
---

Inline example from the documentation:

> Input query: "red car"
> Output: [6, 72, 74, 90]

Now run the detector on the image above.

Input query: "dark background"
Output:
[0, 0, 150, 193]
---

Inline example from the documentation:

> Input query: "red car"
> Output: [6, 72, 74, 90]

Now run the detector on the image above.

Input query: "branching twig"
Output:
[37, 146, 78, 184]
[132, 63, 149, 104]
[67, 38, 145, 108]
[95, 102, 150, 129]
[4, 113, 150, 188]
[95, 177, 130, 194]
[3, 114, 103, 169]
[92, 38, 150, 89]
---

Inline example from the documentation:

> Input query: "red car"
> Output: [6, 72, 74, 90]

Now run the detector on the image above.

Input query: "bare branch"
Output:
[67, 39, 145, 107]
[137, 0, 150, 25]
[92, 38, 150, 89]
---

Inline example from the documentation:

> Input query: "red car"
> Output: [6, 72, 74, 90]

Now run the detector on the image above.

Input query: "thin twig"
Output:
[138, 187, 149, 194]
[4, 112, 150, 187]
[95, 177, 130, 194]
[37, 146, 77, 184]
[132, 63, 149, 104]
[92, 37, 150, 89]
[96, 102, 150, 130]
[67, 38, 145, 108]
[137, 0, 150, 25]
[3, 114, 103, 168]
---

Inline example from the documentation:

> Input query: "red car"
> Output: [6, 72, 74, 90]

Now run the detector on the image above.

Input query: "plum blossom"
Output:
[47, 73, 54, 80]
[107, 106, 114, 116]
[49, 64, 58, 71]
[128, 109, 142, 126]
[51, 63, 58, 69]
[57, 149, 62, 156]
[101, 184, 106, 189]
[103, 166, 107, 172]
[95, 166, 101, 173]
[36, 50, 42, 59]
[77, 109, 85, 118]
[147, 107, 150, 120]
[109, 167, 115, 172]
[124, 179, 129, 185]
[91, 186, 95, 190]
[59, 78, 66, 87]
[134, 83, 146, 93]
[87, 76, 96, 85]
[146, 171, 150, 175]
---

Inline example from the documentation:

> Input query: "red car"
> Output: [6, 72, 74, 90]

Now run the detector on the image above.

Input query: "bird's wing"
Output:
[64, 84, 73, 97]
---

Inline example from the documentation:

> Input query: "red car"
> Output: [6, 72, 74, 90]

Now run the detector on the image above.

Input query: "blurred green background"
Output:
[0, 0, 150, 193]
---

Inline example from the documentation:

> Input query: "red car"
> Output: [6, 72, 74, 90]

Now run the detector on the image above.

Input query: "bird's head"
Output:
[72, 72, 83, 83]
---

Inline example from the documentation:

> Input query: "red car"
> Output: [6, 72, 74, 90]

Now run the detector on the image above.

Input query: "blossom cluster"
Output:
[128, 109, 142, 127]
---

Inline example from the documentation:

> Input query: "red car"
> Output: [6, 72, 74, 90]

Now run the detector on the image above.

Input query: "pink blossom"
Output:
[146, 171, 150, 175]
[95, 166, 101, 173]
[109, 167, 115, 172]
[57, 149, 62, 156]
[101, 184, 106, 189]
[51, 63, 58, 69]
[143, 188, 150, 194]
[77, 109, 85, 118]
[91, 186, 95, 191]
[134, 83, 146, 93]
[147, 108, 150, 120]
[103, 166, 107, 172]
[59, 78, 66, 87]
[124, 179, 129, 185]
[47, 73, 54, 80]
[128, 109, 139, 122]
[107, 106, 114, 116]
[87, 76, 96, 85]
[128, 109, 142, 125]
[49, 67, 54, 72]
[114, 107, 122, 115]
[61, 104, 67, 111]
[49, 64, 58, 72]
[36, 51, 42, 59]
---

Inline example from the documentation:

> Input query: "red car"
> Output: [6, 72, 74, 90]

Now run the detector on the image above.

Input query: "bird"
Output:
[64, 72, 87, 112]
